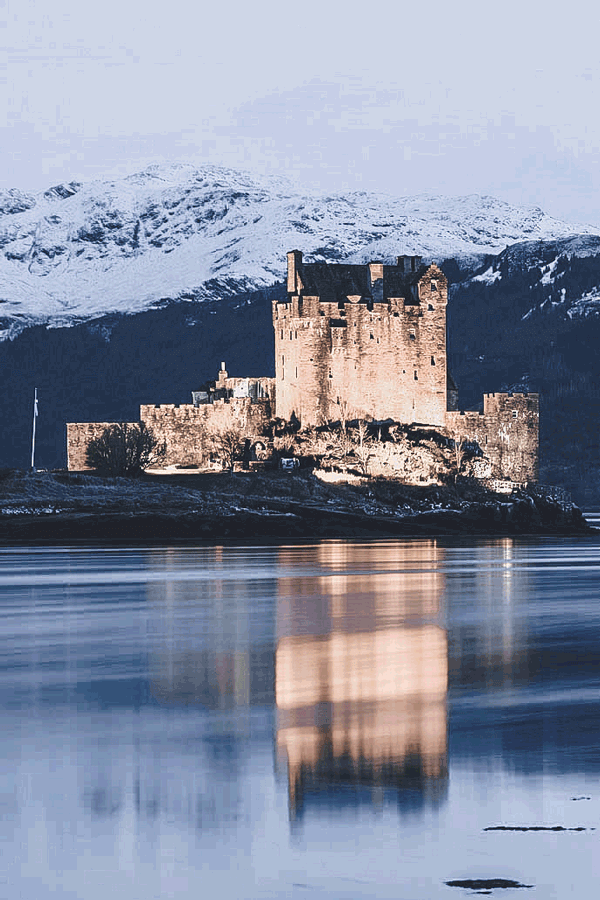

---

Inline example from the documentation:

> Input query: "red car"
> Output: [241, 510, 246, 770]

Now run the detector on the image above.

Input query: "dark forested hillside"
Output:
[444, 237, 600, 503]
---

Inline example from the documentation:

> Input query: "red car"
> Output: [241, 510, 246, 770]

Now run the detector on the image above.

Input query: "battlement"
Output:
[483, 392, 539, 419]
[141, 399, 253, 416]
[447, 409, 485, 418]
[484, 391, 537, 400]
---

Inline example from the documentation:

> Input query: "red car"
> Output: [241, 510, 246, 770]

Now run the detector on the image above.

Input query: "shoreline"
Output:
[0, 504, 592, 546]
[0, 470, 592, 545]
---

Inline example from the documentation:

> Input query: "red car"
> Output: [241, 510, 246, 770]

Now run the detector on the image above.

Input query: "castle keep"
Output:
[67, 250, 539, 483]
[276, 252, 449, 427]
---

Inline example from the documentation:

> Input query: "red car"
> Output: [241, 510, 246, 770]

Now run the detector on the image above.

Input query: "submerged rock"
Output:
[446, 878, 533, 890]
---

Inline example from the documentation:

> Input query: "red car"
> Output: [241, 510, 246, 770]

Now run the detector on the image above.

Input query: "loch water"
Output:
[1, 538, 599, 899]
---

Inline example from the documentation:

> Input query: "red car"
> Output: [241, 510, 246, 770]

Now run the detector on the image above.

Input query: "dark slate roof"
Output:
[297, 262, 429, 302]
[299, 263, 370, 301]
[383, 265, 428, 297]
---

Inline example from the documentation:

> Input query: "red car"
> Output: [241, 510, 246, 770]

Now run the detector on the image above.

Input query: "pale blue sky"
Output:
[1, 0, 599, 224]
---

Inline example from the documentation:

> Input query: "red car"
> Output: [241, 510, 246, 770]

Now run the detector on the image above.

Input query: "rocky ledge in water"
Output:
[0, 469, 591, 545]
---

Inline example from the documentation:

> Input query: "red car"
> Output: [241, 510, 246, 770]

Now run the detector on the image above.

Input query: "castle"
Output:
[67, 251, 539, 483]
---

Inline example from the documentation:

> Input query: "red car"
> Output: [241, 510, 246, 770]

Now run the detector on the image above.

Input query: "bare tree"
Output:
[337, 399, 352, 433]
[210, 427, 246, 472]
[350, 419, 374, 476]
[86, 422, 166, 477]
[326, 400, 359, 470]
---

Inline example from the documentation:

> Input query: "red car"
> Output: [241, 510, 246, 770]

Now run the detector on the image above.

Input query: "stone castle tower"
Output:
[273, 251, 450, 426]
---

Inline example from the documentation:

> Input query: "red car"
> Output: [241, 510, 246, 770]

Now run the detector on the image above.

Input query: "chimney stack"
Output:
[287, 250, 302, 294]
[397, 255, 422, 273]
[368, 262, 384, 302]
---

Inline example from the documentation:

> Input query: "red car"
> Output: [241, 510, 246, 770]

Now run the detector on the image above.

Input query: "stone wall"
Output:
[140, 398, 272, 467]
[67, 398, 273, 471]
[273, 264, 448, 427]
[446, 392, 539, 482]
[66, 422, 139, 471]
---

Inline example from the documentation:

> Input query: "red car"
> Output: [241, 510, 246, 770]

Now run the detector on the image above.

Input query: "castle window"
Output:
[414, 370, 418, 380]
[431, 356, 435, 365]
[370, 333, 374, 339]
[428, 304, 434, 311]
[410, 332, 416, 340]
[431, 280, 437, 292]
[512, 410, 518, 419]
[280, 329, 283, 339]
[295, 366, 298, 378]
[328, 369, 333, 379]
[295, 331, 298, 339]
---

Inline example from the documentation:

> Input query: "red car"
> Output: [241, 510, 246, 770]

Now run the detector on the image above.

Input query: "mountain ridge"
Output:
[1, 162, 598, 339]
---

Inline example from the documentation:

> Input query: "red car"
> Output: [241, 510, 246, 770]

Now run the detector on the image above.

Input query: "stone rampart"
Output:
[67, 397, 273, 471]
[446, 392, 539, 482]
[139, 398, 271, 467]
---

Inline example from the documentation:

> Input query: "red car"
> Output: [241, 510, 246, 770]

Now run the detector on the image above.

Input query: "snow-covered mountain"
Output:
[1, 162, 598, 339]
[457, 234, 600, 324]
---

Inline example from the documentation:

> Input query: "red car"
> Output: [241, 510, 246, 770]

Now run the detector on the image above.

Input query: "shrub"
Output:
[85, 423, 166, 477]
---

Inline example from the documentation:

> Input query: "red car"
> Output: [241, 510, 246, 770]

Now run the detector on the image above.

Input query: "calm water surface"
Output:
[1, 538, 599, 899]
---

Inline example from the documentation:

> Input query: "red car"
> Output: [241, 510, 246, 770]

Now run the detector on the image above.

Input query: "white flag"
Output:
[33, 391, 38, 417]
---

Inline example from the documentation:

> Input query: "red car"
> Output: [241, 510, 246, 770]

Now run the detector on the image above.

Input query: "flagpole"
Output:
[30, 388, 38, 472]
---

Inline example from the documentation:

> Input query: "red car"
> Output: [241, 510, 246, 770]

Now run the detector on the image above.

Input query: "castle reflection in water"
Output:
[146, 542, 450, 820]
[275, 542, 448, 819]
[144, 540, 530, 825]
